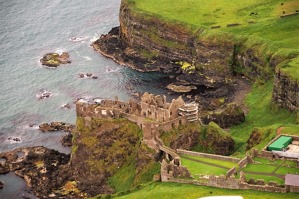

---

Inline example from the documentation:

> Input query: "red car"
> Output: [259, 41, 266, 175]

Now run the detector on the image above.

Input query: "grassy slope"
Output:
[113, 182, 299, 199]
[230, 81, 297, 156]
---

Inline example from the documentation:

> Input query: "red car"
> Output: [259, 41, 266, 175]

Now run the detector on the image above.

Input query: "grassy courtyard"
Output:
[179, 153, 299, 186]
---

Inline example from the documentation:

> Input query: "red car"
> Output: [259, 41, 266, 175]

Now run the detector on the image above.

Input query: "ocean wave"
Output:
[69, 36, 88, 42]
[83, 56, 92, 61]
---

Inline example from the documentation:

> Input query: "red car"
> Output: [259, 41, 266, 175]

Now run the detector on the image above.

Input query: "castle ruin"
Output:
[76, 92, 199, 148]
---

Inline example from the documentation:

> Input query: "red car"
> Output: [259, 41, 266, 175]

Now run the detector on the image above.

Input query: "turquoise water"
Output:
[0, 0, 172, 197]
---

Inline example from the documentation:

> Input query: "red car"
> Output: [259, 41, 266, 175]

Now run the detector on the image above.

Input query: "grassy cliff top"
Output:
[127, 0, 299, 79]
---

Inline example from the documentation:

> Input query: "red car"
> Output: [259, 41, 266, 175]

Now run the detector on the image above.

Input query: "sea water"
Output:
[0, 0, 172, 197]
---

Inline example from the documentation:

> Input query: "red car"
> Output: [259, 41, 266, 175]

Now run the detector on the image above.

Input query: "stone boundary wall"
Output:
[240, 183, 286, 193]
[226, 167, 236, 178]
[165, 176, 287, 192]
[177, 149, 240, 163]
[238, 156, 248, 168]
[238, 155, 253, 168]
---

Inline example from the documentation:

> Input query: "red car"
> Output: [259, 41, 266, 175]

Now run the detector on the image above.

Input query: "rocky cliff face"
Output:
[273, 69, 299, 111]
[94, 0, 299, 113]
[94, 1, 238, 94]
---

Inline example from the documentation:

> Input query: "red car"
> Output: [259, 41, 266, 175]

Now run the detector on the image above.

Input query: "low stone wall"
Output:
[238, 155, 253, 168]
[289, 185, 299, 193]
[177, 149, 240, 163]
[226, 167, 236, 178]
[240, 183, 286, 193]
[238, 156, 248, 168]
[165, 175, 287, 193]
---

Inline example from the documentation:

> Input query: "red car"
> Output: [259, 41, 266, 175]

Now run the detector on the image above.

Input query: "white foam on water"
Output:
[55, 48, 66, 55]
[83, 56, 92, 61]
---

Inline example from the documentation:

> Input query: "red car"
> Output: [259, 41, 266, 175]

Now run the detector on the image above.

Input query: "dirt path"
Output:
[276, 126, 284, 135]
[233, 78, 252, 114]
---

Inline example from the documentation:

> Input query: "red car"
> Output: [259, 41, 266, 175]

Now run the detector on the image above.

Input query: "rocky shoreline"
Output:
[92, 26, 250, 113]
[0, 147, 72, 198]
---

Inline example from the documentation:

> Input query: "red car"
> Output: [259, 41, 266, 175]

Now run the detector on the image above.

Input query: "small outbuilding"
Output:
[267, 136, 292, 151]
[285, 174, 299, 192]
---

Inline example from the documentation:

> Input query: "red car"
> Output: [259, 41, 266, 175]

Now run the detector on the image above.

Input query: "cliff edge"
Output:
[93, 0, 299, 111]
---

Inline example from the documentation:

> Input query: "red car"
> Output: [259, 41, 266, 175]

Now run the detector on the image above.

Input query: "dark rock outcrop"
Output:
[166, 122, 234, 155]
[0, 147, 71, 198]
[202, 122, 235, 155]
[201, 103, 245, 128]
[170, 129, 200, 151]
[40, 52, 71, 67]
[39, 122, 75, 133]
[61, 133, 73, 147]
[0, 180, 3, 189]
[273, 69, 299, 111]
[166, 83, 197, 93]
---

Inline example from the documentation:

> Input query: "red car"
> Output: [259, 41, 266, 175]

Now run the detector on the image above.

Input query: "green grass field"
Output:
[180, 157, 229, 176]
[181, 154, 238, 168]
[242, 164, 277, 173]
[132, 0, 295, 27]
[128, 0, 299, 79]
[112, 182, 299, 199]
[253, 157, 283, 165]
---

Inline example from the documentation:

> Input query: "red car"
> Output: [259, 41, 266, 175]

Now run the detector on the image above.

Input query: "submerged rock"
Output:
[61, 103, 72, 109]
[77, 73, 98, 79]
[7, 137, 22, 143]
[36, 89, 53, 100]
[40, 52, 71, 67]
[166, 83, 197, 93]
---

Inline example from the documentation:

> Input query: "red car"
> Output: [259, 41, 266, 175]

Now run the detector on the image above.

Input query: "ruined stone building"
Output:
[76, 93, 199, 144]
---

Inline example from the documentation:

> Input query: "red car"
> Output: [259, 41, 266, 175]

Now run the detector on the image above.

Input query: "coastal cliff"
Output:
[93, 0, 299, 111]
